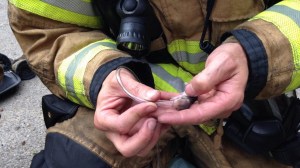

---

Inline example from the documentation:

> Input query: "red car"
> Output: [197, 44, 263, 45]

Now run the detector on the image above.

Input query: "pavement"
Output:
[0, 1, 49, 167]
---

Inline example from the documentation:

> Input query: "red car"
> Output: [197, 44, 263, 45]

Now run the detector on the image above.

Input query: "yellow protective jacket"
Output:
[7, 0, 299, 167]
[8, 0, 300, 110]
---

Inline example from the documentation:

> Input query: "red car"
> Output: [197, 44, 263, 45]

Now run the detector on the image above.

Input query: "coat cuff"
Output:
[89, 57, 153, 106]
[230, 29, 268, 99]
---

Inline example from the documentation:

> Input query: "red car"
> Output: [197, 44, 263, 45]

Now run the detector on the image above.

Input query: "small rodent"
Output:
[171, 94, 198, 110]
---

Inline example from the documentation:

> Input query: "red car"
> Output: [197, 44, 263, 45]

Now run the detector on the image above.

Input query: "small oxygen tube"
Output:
[116, 67, 197, 110]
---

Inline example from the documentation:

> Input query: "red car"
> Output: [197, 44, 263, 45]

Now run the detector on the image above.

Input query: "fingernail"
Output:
[147, 119, 157, 130]
[185, 84, 196, 96]
[146, 104, 157, 111]
[146, 90, 158, 100]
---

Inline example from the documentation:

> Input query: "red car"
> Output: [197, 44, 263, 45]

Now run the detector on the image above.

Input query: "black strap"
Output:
[199, 0, 216, 54]
[264, 0, 281, 8]
[42, 94, 79, 128]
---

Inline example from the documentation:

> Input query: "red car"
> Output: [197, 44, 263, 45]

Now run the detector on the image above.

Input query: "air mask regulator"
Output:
[116, 0, 161, 57]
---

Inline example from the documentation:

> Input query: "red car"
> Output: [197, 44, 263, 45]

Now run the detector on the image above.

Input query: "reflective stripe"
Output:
[251, 1, 300, 91]
[152, 74, 178, 92]
[268, 5, 300, 26]
[9, 0, 101, 28]
[278, 0, 300, 11]
[150, 63, 216, 134]
[58, 39, 116, 108]
[42, 0, 95, 16]
[168, 39, 207, 74]
[150, 63, 194, 92]
[159, 64, 194, 84]
[171, 51, 208, 64]
[199, 124, 217, 136]
[168, 40, 202, 55]
[179, 62, 206, 75]
[150, 64, 185, 92]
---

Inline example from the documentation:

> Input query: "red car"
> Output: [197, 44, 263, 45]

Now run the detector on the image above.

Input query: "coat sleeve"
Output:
[8, 3, 154, 109]
[228, 0, 300, 99]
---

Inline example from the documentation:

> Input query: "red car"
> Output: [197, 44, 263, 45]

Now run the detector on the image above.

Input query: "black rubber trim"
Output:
[231, 29, 268, 99]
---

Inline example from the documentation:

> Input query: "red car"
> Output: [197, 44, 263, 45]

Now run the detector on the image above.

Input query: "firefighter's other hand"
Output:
[94, 68, 166, 157]
[158, 43, 248, 125]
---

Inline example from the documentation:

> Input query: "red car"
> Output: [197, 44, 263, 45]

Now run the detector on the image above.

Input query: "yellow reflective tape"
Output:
[9, 0, 101, 28]
[168, 40, 201, 54]
[67, 93, 81, 105]
[251, 11, 300, 91]
[99, 38, 117, 44]
[58, 51, 79, 92]
[199, 124, 217, 135]
[278, 0, 300, 11]
[150, 64, 185, 92]
[167, 39, 207, 74]
[158, 64, 194, 83]
[71, 45, 113, 108]
[152, 74, 178, 92]
[177, 61, 206, 75]
[58, 39, 116, 108]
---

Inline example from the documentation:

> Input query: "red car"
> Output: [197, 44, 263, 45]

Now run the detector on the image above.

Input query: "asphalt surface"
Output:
[0, 1, 49, 167]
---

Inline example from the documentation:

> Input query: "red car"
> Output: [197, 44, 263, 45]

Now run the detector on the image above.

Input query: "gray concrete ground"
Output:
[0, 1, 49, 167]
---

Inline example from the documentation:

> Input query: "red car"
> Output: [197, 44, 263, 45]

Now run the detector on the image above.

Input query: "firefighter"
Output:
[8, 0, 300, 167]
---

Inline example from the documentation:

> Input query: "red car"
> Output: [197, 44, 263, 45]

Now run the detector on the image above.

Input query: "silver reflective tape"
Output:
[150, 64, 185, 92]
[268, 5, 300, 26]
[42, 0, 95, 16]
[172, 51, 208, 64]
[64, 42, 115, 104]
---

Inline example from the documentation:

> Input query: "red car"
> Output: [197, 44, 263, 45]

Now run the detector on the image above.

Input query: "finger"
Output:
[198, 89, 216, 100]
[159, 91, 179, 100]
[118, 68, 161, 102]
[137, 124, 171, 157]
[106, 118, 158, 157]
[97, 97, 129, 112]
[136, 123, 162, 157]
[185, 54, 235, 96]
[94, 102, 157, 134]
[127, 118, 147, 136]
[150, 104, 179, 118]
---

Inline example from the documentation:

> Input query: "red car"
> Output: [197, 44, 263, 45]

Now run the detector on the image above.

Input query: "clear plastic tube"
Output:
[116, 68, 197, 110]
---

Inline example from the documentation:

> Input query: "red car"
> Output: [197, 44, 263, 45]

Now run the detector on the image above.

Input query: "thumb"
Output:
[117, 68, 160, 102]
[185, 58, 230, 96]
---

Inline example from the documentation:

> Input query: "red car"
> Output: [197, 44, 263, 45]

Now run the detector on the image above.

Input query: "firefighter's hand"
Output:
[94, 68, 166, 157]
[157, 43, 248, 125]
